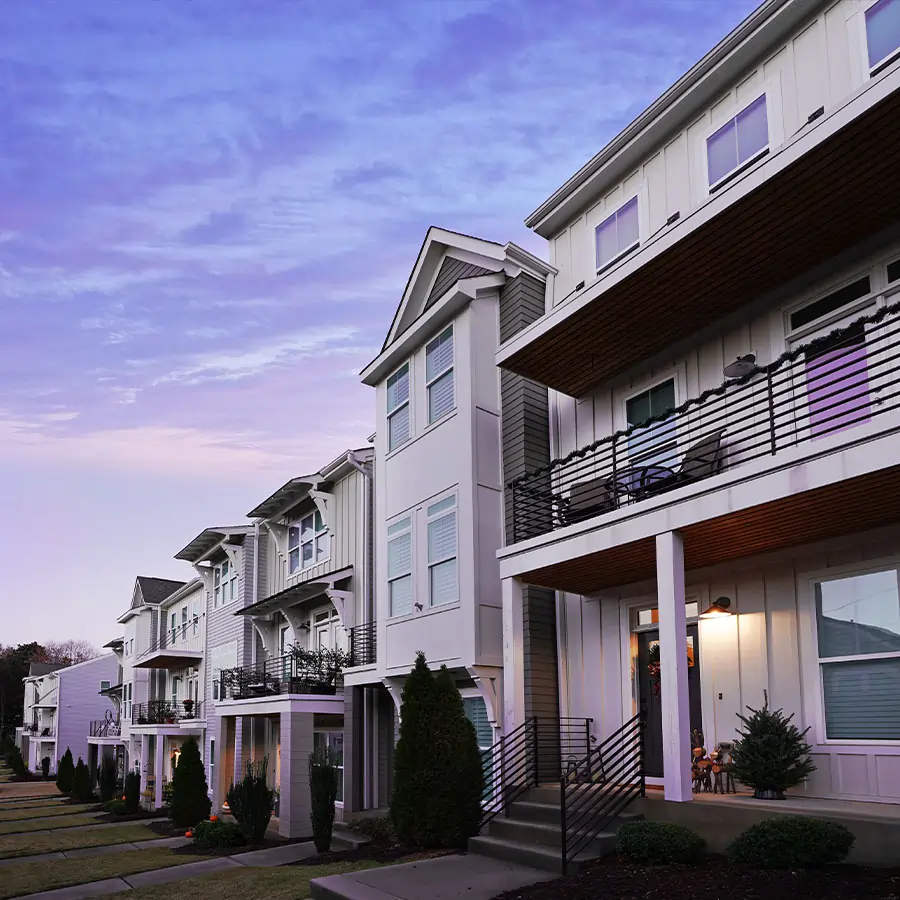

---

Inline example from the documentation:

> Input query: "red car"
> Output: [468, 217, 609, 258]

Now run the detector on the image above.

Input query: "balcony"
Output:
[132, 700, 203, 726]
[348, 622, 376, 667]
[219, 648, 347, 701]
[21, 724, 54, 739]
[89, 717, 121, 738]
[511, 301, 900, 545]
[133, 623, 203, 670]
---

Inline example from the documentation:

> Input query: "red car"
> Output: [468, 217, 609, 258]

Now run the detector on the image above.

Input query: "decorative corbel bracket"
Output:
[466, 665, 501, 730]
[325, 589, 354, 629]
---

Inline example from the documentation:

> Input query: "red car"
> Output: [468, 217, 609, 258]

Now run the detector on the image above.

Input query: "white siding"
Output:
[56, 654, 119, 770]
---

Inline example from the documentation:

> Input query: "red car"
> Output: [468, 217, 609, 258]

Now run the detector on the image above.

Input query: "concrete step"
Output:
[487, 814, 630, 856]
[507, 795, 644, 827]
[469, 832, 614, 873]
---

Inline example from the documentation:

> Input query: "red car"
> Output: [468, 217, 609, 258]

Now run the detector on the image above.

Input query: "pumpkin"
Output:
[209, 815, 218, 823]
[185, 830, 193, 838]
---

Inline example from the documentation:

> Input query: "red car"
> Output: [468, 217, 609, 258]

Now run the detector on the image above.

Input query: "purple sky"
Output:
[0, 0, 758, 647]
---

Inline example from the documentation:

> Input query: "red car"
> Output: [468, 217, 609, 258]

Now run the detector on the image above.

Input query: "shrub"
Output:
[104, 799, 128, 816]
[347, 815, 395, 843]
[56, 749, 75, 794]
[616, 821, 706, 864]
[99, 756, 117, 802]
[41, 757, 51, 778]
[226, 758, 274, 845]
[727, 816, 855, 868]
[390, 652, 484, 849]
[193, 819, 246, 849]
[309, 747, 339, 853]
[5, 746, 27, 777]
[731, 693, 815, 799]
[71, 757, 93, 803]
[169, 736, 211, 827]
[124, 770, 141, 814]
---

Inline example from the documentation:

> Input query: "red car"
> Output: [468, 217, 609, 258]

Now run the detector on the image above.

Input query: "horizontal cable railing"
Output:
[512, 300, 900, 542]
[219, 647, 348, 701]
[132, 699, 203, 725]
[349, 621, 376, 667]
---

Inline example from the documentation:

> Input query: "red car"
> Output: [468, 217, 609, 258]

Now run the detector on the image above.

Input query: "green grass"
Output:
[0, 813, 102, 835]
[0, 824, 158, 859]
[0, 804, 97, 823]
[0, 847, 213, 899]
[0, 798, 65, 809]
[107, 860, 386, 900]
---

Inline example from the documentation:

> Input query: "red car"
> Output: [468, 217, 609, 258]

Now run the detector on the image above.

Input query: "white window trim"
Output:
[620, 368, 684, 464]
[386, 361, 412, 453]
[426, 492, 458, 608]
[387, 514, 413, 619]
[851, 0, 900, 80]
[701, 79, 784, 197]
[588, 184, 649, 276]
[288, 511, 330, 575]
[213, 558, 239, 609]
[784, 268, 880, 345]
[425, 326, 455, 426]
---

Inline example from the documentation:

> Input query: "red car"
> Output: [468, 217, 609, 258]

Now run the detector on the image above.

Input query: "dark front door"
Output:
[636, 625, 702, 778]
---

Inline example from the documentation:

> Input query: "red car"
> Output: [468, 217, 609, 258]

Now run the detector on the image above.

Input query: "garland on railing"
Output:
[509, 297, 900, 488]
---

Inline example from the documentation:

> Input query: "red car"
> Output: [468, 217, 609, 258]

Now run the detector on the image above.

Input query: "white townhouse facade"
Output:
[86, 637, 126, 787]
[494, 0, 900, 812]
[354, 227, 554, 809]
[17, 662, 64, 772]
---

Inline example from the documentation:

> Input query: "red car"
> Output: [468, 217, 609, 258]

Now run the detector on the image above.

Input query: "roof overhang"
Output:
[500, 68, 900, 397]
[103, 638, 124, 650]
[525, 0, 820, 237]
[175, 526, 252, 563]
[237, 565, 353, 618]
[248, 475, 321, 520]
[100, 683, 123, 696]
[132, 648, 204, 670]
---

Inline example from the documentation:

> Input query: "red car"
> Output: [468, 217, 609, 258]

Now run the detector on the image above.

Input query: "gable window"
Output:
[866, 0, 900, 74]
[625, 378, 677, 465]
[387, 363, 411, 451]
[288, 510, 329, 574]
[388, 516, 412, 617]
[814, 568, 900, 740]
[707, 94, 769, 189]
[213, 559, 238, 608]
[426, 326, 454, 424]
[427, 495, 457, 607]
[595, 195, 639, 272]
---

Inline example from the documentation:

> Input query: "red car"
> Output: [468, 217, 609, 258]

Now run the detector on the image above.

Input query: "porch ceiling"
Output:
[132, 649, 203, 670]
[501, 82, 900, 397]
[520, 464, 900, 594]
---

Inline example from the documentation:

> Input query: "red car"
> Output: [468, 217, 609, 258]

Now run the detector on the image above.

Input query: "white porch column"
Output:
[279, 711, 314, 838]
[138, 737, 148, 790]
[501, 576, 525, 735]
[655, 531, 692, 802]
[153, 737, 164, 809]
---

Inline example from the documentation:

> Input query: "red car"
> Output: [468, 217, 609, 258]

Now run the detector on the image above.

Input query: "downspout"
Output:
[345, 451, 372, 624]
[252, 522, 261, 666]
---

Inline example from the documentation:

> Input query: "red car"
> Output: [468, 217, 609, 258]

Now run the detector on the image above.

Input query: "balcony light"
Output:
[723, 354, 757, 378]
[700, 597, 732, 619]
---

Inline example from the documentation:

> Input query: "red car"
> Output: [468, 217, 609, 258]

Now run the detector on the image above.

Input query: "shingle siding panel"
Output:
[425, 257, 496, 310]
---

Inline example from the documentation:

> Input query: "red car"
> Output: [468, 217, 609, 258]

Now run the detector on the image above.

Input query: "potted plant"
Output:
[183, 699, 194, 717]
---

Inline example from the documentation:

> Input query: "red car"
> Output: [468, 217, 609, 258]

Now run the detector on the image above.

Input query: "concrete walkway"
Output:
[9, 817, 167, 836]
[310, 853, 556, 900]
[0, 836, 190, 867]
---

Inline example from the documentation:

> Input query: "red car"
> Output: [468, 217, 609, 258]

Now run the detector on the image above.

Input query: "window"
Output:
[181, 607, 188, 641]
[790, 277, 871, 332]
[100, 680, 110, 693]
[387, 363, 411, 451]
[635, 601, 700, 627]
[314, 731, 344, 802]
[866, 0, 900, 73]
[595, 195, 640, 271]
[815, 569, 900, 739]
[170, 612, 177, 644]
[209, 641, 238, 702]
[888, 258, 900, 284]
[427, 495, 458, 607]
[124, 683, 132, 720]
[171, 676, 180, 707]
[288, 511, 329, 574]
[192, 599, 201, 636]
[625, 378, 677, 466]
[213, 559, 238, 607]
[463, 697, 494, 799]
[208, 739, 215, 791]
[425, 326, 454, 424]
[707, 94, 769, 189]
[388, 516, 413, 617]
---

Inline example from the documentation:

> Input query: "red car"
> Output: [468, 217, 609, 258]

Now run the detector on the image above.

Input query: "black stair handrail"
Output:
[560, 706, 646, 874]
[479, 718, 537, 828]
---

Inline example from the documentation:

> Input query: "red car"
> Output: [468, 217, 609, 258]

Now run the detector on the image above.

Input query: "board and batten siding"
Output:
[562, 526, 900, 802]
[549, 0, 865, 304]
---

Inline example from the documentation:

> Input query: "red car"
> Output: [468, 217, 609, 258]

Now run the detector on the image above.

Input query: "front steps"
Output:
[468, 784, 642, 873]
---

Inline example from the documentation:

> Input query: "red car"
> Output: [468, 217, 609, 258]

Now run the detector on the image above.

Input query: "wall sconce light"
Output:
[723, 354, 758, 379]
[700, 597, 732, 619]
[297, 622, 311, 632]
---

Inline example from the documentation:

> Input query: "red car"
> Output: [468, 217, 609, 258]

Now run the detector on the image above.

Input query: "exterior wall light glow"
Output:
[700, 597, 732, 618]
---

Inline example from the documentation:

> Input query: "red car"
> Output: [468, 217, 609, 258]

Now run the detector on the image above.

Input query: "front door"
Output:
[636, 624, 702, 778]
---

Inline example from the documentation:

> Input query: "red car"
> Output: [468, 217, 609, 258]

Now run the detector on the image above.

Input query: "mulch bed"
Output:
[492, 855, 900, 900]
[145, 819, 315, 857]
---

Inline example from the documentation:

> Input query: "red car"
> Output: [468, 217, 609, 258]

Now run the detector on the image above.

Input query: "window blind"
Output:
[823, 657, 900, 740]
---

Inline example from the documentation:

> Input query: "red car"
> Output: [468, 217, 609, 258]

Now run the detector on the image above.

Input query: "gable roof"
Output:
[175, 525, 252, 564]
[27, 662, 64, 678]
[136, 576, 187, 606]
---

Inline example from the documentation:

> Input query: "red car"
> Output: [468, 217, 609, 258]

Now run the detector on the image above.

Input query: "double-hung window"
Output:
[814, 568, 900, 740]
[314, 731, 344, 803]
[706, 93, 769, 190]
[213, 559, 238, 607]
[181, 607, 188, 641]
[865, 0, 900, 74]
[387, 363, 411, 451]
[169, 612, 177, 645]
[288, 511, 329, 574]
[427, 495, 457, 607]
[426, 326, 454, 424]
[595, 196, 640, 271]
[625, 378, 678, 467]
[192, 599, 201, 636]
[388, 516, 412, 617]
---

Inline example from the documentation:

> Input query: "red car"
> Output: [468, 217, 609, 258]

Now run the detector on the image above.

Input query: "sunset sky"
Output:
[0, 0, 758, 646]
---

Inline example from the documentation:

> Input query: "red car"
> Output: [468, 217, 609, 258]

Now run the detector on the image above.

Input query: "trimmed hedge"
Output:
[727, 816, 855, 869]
[193, 819, 246, 848]
[616, 821, 706, 864]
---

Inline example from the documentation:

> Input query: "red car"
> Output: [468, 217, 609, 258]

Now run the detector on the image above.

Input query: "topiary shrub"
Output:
[194, 819, 246, 849]
[616, 821, 706, 864]
[347, 815, 395, 843]
[390, 652, 485, 849]
[5, 746, 27, 778]
[169, 736, 211, 827]
[41, 757, 51, 778]
[309, 747, 338, 853]
[56, 749, 75, 794]
[227, 758, 274, 845]
[71, 757, 94, 803]
[727, 816, 855, 868]
[124, 770, 141, 814]
[99, 755, 117, 802]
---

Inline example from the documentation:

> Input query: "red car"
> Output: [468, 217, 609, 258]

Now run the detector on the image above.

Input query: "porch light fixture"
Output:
[723, 354, 757, 378]
[700, 597, 732, 619]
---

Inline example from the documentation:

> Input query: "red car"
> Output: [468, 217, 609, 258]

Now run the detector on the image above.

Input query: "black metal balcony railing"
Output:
[511, 300, 900, 542]
[23, 723, 54, 738]
[90, 718, 121, 738]
[132, 699, 203, 725]
[349, 621, 376, 667]
[141, 620, 202, 657]
[219, 647, 349, 701]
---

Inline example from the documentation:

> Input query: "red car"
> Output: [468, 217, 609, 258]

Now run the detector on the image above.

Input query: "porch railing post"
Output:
[767, 370, 777, 455]
[639, 700, 647, 798]
[532, 718, 540, 787]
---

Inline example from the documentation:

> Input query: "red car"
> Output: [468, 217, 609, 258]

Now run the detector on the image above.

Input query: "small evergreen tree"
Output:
[227, 758, 274, 844]
[309, 748, 338, 853]
[731, 692, 816, 799]
[41, 756, 51, 778]
[124, 770, 141, 813]
[169, 736, 211, 826]
[390, 652, 484, 848]
[6, 745, 26, 777]
[99, 755, 117, 802]
[71, 757, 93, 802]
[56, 748, 75, 794]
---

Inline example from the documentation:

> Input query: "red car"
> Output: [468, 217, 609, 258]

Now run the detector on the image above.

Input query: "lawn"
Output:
[0, 798, 65, 809]
[107, 860, 385, 899]
[0, 823, 158, 859]
[0, 847, 212, 899]
[0, 813, 101, 835]
[0, 804, 96, 823]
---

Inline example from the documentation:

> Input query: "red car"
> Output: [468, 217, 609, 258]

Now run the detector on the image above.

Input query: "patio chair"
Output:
[646, 429, 726, 495]
[560, 477, 617, 526]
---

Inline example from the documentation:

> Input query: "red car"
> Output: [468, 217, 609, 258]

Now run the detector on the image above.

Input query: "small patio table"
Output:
[605, 464, 675, 500]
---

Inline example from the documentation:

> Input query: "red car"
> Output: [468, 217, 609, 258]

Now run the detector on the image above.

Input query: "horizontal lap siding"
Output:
[425, 257, 495, 310]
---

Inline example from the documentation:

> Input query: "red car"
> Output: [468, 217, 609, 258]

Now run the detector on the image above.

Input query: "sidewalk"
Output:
[0, 836, 189, 867]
